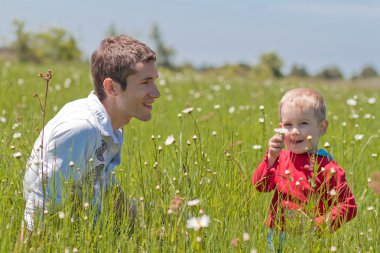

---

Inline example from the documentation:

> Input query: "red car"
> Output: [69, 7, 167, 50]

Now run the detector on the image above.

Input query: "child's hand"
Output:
[267, 133, 285, 167]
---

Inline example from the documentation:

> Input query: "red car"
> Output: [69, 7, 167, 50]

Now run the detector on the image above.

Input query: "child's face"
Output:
[280, 105, 327, 154]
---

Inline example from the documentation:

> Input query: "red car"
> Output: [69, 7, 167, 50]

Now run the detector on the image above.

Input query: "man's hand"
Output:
[267, 133, 285, 168]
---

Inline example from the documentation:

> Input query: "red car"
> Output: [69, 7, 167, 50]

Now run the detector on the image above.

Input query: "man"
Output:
[20, 35, 160, 240]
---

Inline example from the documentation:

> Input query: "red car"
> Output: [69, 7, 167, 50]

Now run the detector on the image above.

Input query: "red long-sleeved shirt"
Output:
[252, 150, 357, 231]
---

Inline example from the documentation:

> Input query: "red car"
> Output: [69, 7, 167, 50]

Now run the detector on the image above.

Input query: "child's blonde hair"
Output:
[279, 88, 326, 122]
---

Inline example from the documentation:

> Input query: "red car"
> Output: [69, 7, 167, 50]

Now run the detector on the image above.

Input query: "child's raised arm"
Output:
[252, 133, 284, 192]
[267, 133, 285, 168]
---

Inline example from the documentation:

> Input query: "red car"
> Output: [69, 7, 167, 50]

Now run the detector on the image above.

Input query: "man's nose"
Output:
[149, 84, 160, 98]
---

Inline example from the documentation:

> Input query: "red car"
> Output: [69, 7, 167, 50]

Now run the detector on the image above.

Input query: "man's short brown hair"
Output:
[91, 35, 156, 101]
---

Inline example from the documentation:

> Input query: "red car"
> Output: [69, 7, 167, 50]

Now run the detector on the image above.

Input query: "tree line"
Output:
[0, 20, 378, 80]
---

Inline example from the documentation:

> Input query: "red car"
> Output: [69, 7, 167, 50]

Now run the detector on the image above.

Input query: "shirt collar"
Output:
[88, 92, 123, 144]
[315, 149, 334, 160]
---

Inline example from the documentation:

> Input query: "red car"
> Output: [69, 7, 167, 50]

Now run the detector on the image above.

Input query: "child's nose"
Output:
[290, 127, 300, 135]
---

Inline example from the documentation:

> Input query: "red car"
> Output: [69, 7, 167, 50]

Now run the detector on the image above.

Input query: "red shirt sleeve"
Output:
[314, 162, 357, 231]
[252, 151, 278, 192]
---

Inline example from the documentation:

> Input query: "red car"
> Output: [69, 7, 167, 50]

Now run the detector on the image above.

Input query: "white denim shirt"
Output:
[23, 92, 123, 230]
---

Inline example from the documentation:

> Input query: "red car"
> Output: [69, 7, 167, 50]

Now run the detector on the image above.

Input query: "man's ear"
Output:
[320, 119, 328, 135]
[103, 78, 118, 96]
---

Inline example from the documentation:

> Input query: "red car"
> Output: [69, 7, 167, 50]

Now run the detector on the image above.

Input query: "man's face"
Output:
[115, 61, 160, 124]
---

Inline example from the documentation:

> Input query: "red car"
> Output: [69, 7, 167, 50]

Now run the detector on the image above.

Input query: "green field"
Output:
[1, 61, 379, 252]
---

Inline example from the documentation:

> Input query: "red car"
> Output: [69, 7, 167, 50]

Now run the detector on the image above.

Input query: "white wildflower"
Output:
[259, 105, 265, 110]
[13, 152, 22, 158]
[214, 104, 220, 109]
[58, 211, 65, 219]
[354, 134, 364, 141]
[252, 145, 262, 150]
[330, 246, 337, 252]
[228, 106, 235, 114]
[259, 117, 264, 123]
[274, 128, 288, 134]
[212, 84, 221, 91]
[165, 135, 175, 146]
[13, 132, 21, 139]
[187, 199, 201, 206]
[346, 98, 357, 106]
[329, 189, 337, 196]
[159, 79, 166, 86]
[367, 97, 376, 104]
[182, 107, 193, 114]
[64, 78, 71, 88]
[186, 215, 210, 231]
[367, 206, 374, 211]
[243, 232, 250, 241]
[0, 117, 6, 123]
[17, 78, 24, 85]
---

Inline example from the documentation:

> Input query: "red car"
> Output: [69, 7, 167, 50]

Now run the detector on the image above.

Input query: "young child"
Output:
[252, 88, 357, 251]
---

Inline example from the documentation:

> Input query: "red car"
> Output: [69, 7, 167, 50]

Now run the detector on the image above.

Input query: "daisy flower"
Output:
[186, 215, 210, 231]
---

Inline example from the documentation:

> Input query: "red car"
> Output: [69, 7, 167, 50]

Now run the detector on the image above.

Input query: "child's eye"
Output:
[300, 122, 308, 125]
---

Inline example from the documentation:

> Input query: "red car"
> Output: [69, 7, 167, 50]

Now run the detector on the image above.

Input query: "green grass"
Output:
[0, 60, 379, 252]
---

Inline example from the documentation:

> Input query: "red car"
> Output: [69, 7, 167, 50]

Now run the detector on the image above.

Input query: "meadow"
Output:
[0, 60, 379, 252]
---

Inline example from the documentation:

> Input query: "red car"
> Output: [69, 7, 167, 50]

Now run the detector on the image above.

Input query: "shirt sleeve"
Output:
[23, 119, 98, 230]
[314, 163, 357, 231]
[252, 151, 278, 192]
[44, 119, 98, 202]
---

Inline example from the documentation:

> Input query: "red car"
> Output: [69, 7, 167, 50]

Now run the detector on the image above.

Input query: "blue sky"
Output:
[1, 0, 379, 76]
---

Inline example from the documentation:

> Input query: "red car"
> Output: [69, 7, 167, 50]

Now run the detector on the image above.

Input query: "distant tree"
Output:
[316, 66, 343, 80]
[31, 28, 82, 62]
[289, 64, 309, 77]
[106, 23, 119, 37]
[12, 20, 34, 61]
[359, 65, 378, 79]
[10, 20, 82, 63]
[252, 52, 283, 79]
[150, 23, 175, 69]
